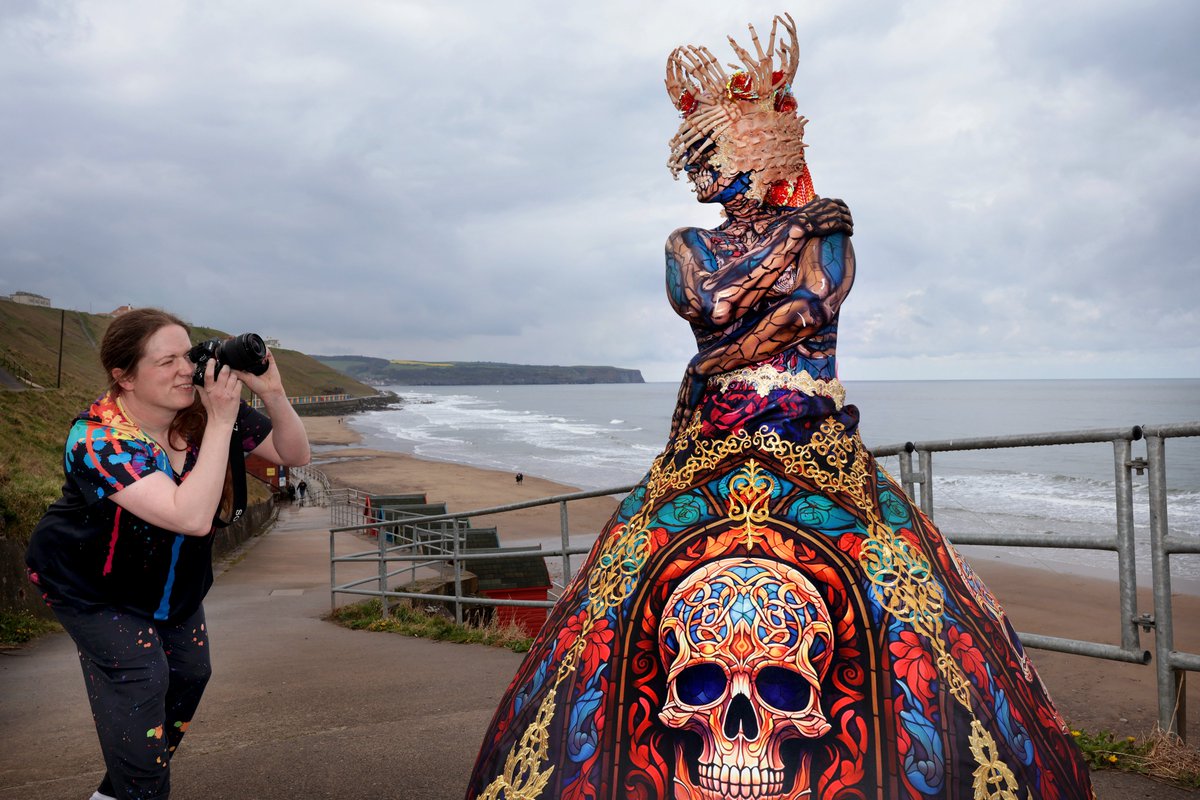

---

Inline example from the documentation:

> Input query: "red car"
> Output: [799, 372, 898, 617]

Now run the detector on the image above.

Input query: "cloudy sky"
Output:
[2, 0, 1197, 382]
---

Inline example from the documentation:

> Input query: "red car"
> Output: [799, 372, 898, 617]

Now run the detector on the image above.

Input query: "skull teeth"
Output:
[698, 763, 785, 798]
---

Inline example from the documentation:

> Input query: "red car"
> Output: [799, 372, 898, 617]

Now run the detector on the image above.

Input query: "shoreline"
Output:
[302, 416, 620, 543]
[298, 415, 1199, 740]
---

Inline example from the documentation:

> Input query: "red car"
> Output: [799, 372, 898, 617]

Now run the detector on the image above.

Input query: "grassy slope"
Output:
[0, 302, 378, 604]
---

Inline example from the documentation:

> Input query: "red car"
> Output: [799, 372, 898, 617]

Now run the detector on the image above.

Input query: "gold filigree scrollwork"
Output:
[756, 419, 873, 502]
[475, 686, 559, 800]
[727, 459, 776, 549]
[859, 523, 943, 628]
[968, 721, 1021, 800]
[935, 645, 973, 708]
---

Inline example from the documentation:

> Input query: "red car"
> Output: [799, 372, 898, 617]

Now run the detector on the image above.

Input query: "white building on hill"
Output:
[4, 291, 51, 307]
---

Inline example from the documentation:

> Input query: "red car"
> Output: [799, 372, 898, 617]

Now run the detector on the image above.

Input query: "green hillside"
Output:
[0, 302, 378, 399]
[316, 355, 645, 386]
[0, 301, 379, 614]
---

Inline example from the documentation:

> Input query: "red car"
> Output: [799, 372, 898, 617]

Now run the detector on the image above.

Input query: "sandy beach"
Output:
[303, 416, 619, 543]
[300, 416, 1199, 742]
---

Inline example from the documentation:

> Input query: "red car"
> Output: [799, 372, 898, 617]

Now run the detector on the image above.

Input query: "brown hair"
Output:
[100, 309, 230, 509]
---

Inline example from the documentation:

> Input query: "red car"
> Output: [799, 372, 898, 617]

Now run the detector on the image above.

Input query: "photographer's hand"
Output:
[238, 350, 311, 467]
[197, 359, 243, 428]
[239, 350, 284, 401]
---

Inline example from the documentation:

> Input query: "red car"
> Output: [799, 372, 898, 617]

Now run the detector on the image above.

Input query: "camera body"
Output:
[188, 333, 269, 386]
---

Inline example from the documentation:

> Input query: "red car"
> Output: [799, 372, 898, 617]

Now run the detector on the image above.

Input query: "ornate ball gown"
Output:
[464, 231, 1094, 800]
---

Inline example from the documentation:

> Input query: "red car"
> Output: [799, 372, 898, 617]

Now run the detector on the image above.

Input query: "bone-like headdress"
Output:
[665, 13, 814, 207]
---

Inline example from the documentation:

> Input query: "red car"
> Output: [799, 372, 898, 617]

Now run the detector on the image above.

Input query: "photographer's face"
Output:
[115, 325, 196, 410]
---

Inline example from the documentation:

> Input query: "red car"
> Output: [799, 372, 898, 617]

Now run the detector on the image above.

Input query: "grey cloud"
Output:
[1, 0, 1196, 381]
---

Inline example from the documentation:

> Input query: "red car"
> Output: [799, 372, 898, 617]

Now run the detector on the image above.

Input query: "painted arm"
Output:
[669, 234, 855, 437]
[690, 234, 855, 377]
[665, 197, 852, 329]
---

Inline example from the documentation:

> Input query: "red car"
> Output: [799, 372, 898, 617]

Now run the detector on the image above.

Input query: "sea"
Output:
[341, 379, 1200, 590]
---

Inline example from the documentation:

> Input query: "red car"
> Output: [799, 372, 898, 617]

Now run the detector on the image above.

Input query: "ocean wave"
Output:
[351, 388, 1200, 531]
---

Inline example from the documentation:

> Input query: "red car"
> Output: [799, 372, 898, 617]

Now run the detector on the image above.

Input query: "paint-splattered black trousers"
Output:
[52, 603, 211, 800]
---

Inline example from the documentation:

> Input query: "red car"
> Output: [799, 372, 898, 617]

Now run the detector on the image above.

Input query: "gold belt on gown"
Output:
[709, 364, 846, 409]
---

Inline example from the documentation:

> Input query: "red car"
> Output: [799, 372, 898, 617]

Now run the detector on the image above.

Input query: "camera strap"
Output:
[211, 422, 247, 529]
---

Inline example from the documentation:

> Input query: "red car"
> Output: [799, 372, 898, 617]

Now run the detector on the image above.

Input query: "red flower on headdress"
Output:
[765, 170, 815, 208]
[677, 90, 697, 117]
[766, 179, 793, 206]
[774, 92, 798, 114]
[727, 70, 756, 101]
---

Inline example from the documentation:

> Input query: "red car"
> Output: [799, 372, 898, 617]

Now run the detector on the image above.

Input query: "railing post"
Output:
[898, 447, 916, 503]
[330, 528, 337, 612]
[378, 516, 390, 617]
[1146, 433, 1183, 739]
[918, 450, 935, 519]
[453, 522, 464, 625]
[560, 500, 571, 593]
[1112, 437, 1140, 652]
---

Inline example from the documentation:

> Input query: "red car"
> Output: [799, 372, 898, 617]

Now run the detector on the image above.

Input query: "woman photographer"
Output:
[26, 307, 310, 800]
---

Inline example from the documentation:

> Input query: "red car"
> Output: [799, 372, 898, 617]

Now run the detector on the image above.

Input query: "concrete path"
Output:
[0, 505, 523, 800]
[0, 505, 1189, 799]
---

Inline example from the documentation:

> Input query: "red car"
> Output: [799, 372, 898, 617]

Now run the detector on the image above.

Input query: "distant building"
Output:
[109, 305, 135, 317]
[265, 337, 281, 348]
[5, 291, 50, 307]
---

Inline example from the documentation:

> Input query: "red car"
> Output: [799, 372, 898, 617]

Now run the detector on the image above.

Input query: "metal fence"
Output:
[325, 420, 1199, 739]
[250, 392, 351, 409]
[875, 421, 1200, 739]
[327, 485, 634, 618]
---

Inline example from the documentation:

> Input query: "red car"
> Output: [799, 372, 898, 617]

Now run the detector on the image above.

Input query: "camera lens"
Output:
[218, 333, 269, 375]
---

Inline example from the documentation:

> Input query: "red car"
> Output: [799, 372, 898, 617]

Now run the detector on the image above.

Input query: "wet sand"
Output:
[300, 415, 1199, 741]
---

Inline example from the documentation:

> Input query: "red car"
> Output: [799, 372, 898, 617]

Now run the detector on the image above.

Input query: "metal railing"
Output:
[287, 464, 335, 507]
[325, 421, 1199, 739]
[250, 392, 351, 409]
[875, 421, 1200, 740]
[328, 485, 636, 617]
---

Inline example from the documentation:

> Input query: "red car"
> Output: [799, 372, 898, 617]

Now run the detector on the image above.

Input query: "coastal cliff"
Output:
[315, 356, 645, 386]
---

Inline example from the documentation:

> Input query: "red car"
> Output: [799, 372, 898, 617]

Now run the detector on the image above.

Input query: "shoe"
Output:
[90, 793, 117, 800]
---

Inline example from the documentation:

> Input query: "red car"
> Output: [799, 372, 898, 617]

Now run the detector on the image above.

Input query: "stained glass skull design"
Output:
[658, 557, 834, 799]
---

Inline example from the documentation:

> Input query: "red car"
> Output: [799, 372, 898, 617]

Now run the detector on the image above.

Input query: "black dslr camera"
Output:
[188, 333, 269, 386]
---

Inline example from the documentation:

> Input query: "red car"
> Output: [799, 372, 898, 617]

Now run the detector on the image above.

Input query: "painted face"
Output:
[685, 144, 752, 204]
[117, 325, 197, 411]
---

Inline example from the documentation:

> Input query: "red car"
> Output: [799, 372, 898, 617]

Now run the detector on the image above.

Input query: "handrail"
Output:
[327, 420, 1200, 740]
[329, 484, 638, 536]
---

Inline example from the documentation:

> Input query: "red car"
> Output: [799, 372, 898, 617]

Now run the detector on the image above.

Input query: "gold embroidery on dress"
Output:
[711, 364, 846, 408]
[968, 721, 1021, 800]
[474, 685, 559, 800]
[727, 459, 775, 549]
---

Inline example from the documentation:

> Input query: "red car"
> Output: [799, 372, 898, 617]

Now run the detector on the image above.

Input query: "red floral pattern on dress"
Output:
[891, 630, 938, 705]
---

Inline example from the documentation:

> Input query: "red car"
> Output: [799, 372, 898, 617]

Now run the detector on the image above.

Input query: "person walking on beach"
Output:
[297, 478, 308, 505]
[25, 308, 311, 800]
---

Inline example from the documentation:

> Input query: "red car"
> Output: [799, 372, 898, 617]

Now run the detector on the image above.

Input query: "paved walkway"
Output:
[0, 505, 1189, 799]
[0, 505, 523, 800]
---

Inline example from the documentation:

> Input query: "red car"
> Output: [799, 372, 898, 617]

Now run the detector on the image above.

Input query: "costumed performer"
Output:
[465, 14, 1094, 800]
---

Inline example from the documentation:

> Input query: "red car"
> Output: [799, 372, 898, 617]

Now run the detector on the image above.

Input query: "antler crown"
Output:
[665, 14, 814, 207]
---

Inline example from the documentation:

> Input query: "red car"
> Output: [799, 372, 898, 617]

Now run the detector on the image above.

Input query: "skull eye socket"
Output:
[755, 665, 812, 712]
[676, 662, 727, 706]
